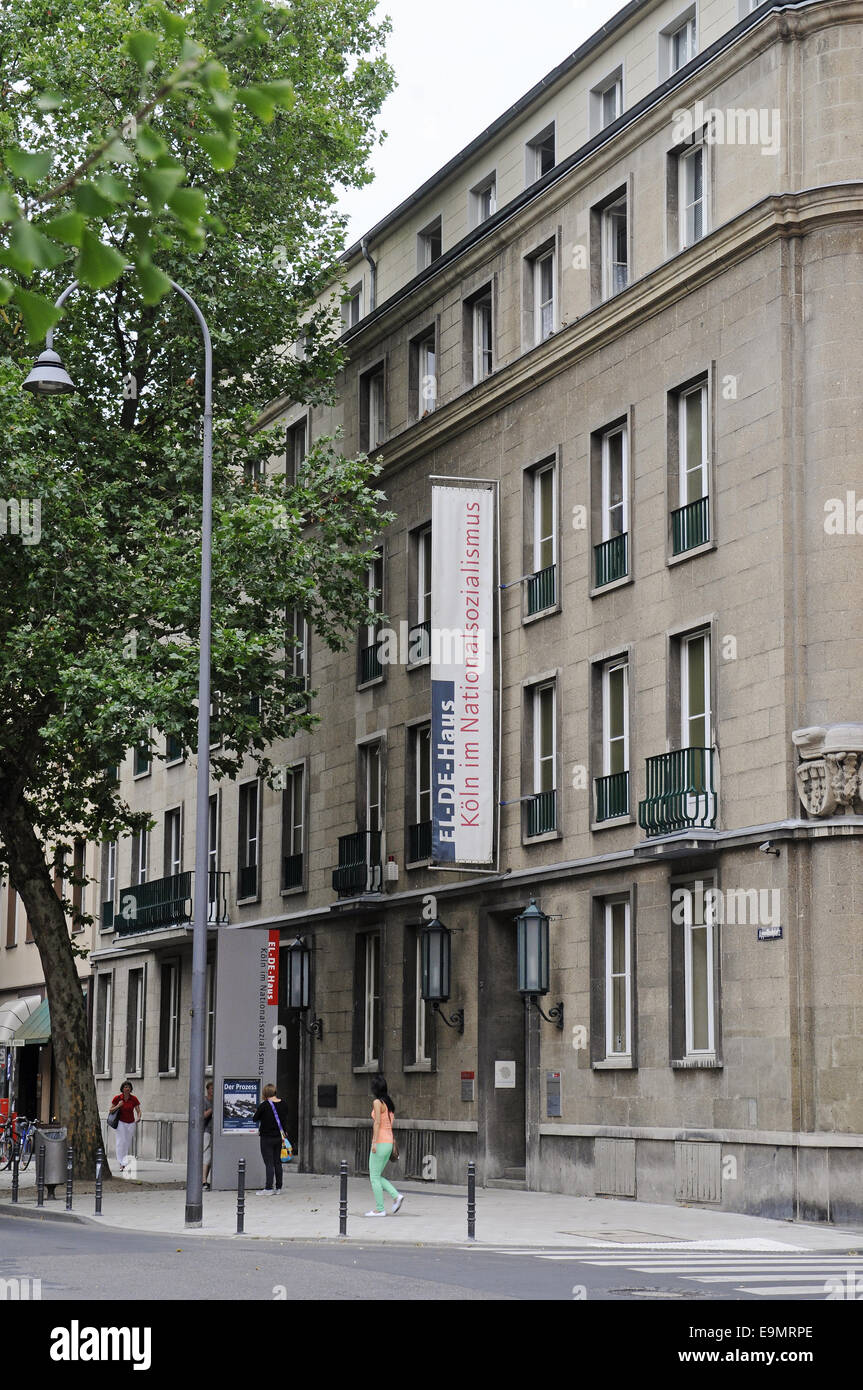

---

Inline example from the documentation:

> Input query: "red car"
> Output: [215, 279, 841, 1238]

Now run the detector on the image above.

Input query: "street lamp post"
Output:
[24, 274, 214, 1227]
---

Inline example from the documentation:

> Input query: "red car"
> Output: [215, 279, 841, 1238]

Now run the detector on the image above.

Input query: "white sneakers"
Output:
[391, 1194, 404, 1214]
[364, 1210, 386, 1217]
[255, 1189, 276, 1196]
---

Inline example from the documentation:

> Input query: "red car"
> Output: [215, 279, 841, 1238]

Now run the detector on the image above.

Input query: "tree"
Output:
[0, 0, 394, 1173]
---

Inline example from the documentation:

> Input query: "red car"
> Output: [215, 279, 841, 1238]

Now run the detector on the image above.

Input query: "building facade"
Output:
[92, 0, 863, 1221]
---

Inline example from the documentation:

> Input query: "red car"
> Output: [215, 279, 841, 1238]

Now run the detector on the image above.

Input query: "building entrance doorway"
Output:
[479, 907, 526, 1182]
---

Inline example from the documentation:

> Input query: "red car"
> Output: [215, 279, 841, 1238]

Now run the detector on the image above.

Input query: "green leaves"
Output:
[195, 131, 238, 170]
[237, 79, 295, 124]
[75, 229, 126, 289]
[3, 147, 53, 184]
[133, 254, 172, 305]
[11, 288, 62, 342]
[44, 212, 87, 248]
[140, 163, 185, 208]
[126, 30, 160, 72]
[0, 220, 66, 275]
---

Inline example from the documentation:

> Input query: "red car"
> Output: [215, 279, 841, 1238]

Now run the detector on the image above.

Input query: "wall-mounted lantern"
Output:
[420, 918, 464, 1033]
[286, 936, 323, 1039]
[515, 897, 563, 1030]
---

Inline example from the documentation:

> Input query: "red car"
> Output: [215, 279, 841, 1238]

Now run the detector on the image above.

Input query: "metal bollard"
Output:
[338, 1159, 348, 1237]
[94, 1147, 104, 1214]
[236, 1158, 246, 1234]
[467, 1160, 476, 1241]
[10, 1142, 19, 1204]
[36, 1143, 46, 1208]
[65, 1144, 73, 1211]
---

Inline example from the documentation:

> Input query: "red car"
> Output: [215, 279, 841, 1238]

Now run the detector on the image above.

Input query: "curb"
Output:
[0, 1200, 93, 1226]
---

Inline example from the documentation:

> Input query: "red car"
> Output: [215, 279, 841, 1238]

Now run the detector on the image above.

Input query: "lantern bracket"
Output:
[524, 995, 564, 1031]
[301, 1014, 324, 1041]
[432, 1002, 465, 1035]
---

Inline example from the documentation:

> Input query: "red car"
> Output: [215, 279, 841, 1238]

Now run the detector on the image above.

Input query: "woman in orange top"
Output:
[365, 1074, 404, 1217]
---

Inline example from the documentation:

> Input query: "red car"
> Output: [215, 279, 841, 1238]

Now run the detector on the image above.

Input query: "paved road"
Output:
[3, 1216, 862, 1302]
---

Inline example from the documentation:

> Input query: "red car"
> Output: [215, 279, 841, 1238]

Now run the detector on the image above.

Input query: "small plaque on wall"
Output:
[495, 1060, 516, 1089]
[461, 1071, 475, 1102]
[317, 1084, 338, 1108]
[546, 1071, 561, 1118]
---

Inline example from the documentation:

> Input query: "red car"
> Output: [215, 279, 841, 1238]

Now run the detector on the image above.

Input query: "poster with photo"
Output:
[221, 1078, 260, 1133]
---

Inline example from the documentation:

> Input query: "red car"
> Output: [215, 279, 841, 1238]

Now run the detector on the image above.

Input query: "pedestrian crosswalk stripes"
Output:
[476, 1247, 863, 1298]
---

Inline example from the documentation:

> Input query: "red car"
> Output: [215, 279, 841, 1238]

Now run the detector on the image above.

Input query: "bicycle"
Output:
[18, 1115, 39, 1170]
[0, 1113, 25, 1170]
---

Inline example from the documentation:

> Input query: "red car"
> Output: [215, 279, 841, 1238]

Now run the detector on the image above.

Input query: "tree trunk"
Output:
[0, 804, 109, 1178]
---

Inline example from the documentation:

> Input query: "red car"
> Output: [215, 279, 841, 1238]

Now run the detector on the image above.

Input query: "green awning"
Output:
[10, 997, 50, 1046]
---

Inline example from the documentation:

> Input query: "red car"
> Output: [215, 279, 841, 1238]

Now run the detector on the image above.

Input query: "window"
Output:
[417, 215, 442, 271]
[102, 839, 117, 931]
[470, 173, 496, 226]
[602, 425, 628, 542]
[131, 827, 148, 885]
[671, 379, 710, 553]
[343, 282, 363, 330]
[286, 418, 307, 484]
[533, 249, 556, 343]
[409, 524, 432, 664]
[5, 884, 18, 947]
[682, 631, 712, 750]
[354, 931, 381, 1068]
[670, 13, 697, 70]
[408, 723, 432, 863]
[281, 764, 304, 890]
[206, 960, 216, 1071]
[412, 328, 437, 418]
[94, 972, 113, 1075]
[362, 740, 383, 833]
[360, 364, 386, 451]
[526, 460, 557, 615]
[468, 287, 493, 383]
[359, 549, 384, 684]
[238, 781, 259, 900]
[158, 960, 180, 1074]
[679, 141, 706, 248]
[133, 739, 150, 778]
[164, 807, 182, 879]
[602, 196, 628, 297]
[591, 69, 622, 133]
[526, 123, 555, 181]
[125, 966, 145, 1074]
[166, 733, 183, 764]
[208, 793, 220, 920]
[596, 658, 630, 821]
[286, 606, 310, 696]
[71, 838, 85, 933]
[414, 934, 431, 1065]
[605, 900, 632, 1056]
[676, 880, 716, 1055]
[526, 681, 557, 836]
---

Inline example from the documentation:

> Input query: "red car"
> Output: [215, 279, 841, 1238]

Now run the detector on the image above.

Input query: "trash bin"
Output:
[35, 1127, 67, 1192]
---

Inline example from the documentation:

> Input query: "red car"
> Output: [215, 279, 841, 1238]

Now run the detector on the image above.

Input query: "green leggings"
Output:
[369, 1144, 399, 1212]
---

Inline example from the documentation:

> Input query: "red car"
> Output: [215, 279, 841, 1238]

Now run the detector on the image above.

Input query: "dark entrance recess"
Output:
[478, 905, 526, 1182]
[276, 949, 301, 1153]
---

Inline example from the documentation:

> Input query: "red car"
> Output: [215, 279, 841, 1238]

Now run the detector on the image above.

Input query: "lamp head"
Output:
[22, 348, 76, 395]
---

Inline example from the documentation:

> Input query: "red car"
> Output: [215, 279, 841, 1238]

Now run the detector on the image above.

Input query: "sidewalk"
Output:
[2, 1163, 862, 1250]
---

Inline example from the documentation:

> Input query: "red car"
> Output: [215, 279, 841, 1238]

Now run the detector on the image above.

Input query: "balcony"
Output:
[115, 871, 229, 935]
[595, 770, 630, 822]
[526, 564, 557, 616]
[237, 863, 258, 900]
[358, 641, 382, 685]
[282, 853, 304, 890]
[671, 496, 709, 555]
[332, 829, 382, 897]
[594, 533, 628, 588]
[525, 789, 557, 837]
[637, 748, 717, 837]
[408, 820, 432, 863]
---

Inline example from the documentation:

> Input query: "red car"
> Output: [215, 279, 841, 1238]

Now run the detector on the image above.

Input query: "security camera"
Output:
[759, 841, 780, 856]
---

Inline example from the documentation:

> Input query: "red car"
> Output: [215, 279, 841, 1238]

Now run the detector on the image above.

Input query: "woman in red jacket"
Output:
[108, 1081, 141, 1172]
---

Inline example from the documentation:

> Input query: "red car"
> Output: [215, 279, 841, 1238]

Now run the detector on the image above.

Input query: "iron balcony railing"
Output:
[594, 533, 628, 588]
[671, 496, 710, 555]
[332, 829, 382, 897]
[115, 870, 229, 935]
[358, 640, 383, 685]
[238, 863, 258, 900]
[282, 853, 304, 890]
[526, 563, 557, 616]
[408, 820, 432, 863]
[525, 789, 557, 837]
[637, 748, 717, 837]
[595, 770, 630, 822]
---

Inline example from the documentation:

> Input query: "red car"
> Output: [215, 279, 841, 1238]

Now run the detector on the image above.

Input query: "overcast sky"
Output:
[337, 0, 626, 245]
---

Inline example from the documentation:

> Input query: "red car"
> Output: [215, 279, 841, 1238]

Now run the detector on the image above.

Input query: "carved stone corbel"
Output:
[792, 725, 863, 817]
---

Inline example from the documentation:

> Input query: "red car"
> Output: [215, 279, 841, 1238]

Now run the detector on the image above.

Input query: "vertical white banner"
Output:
[431, 485, 494, 864]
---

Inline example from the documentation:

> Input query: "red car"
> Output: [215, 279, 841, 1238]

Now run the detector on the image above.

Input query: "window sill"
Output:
[523, 602, 561, 626]
[132, 771, 151, 781]
[158, 1070, 179, 1080]
[353, 1063, 381, 1075]
[591, 813, 634, 831]
[165, 758, 185, 769]
[356, 676, 385, 691]
[406, 657, 430, 673]
[590, 574, 633, 599]
[593, 1056, 636, 1070]
[405, 859, 431, 871]
[523, 828, 562, 845]
[236, 896, 261, 908]
[280, 885, 306, 898]
[667, 538, 715, 566]
[671, 1055, 722, 1070]
[403, 1061, 434, 1074]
